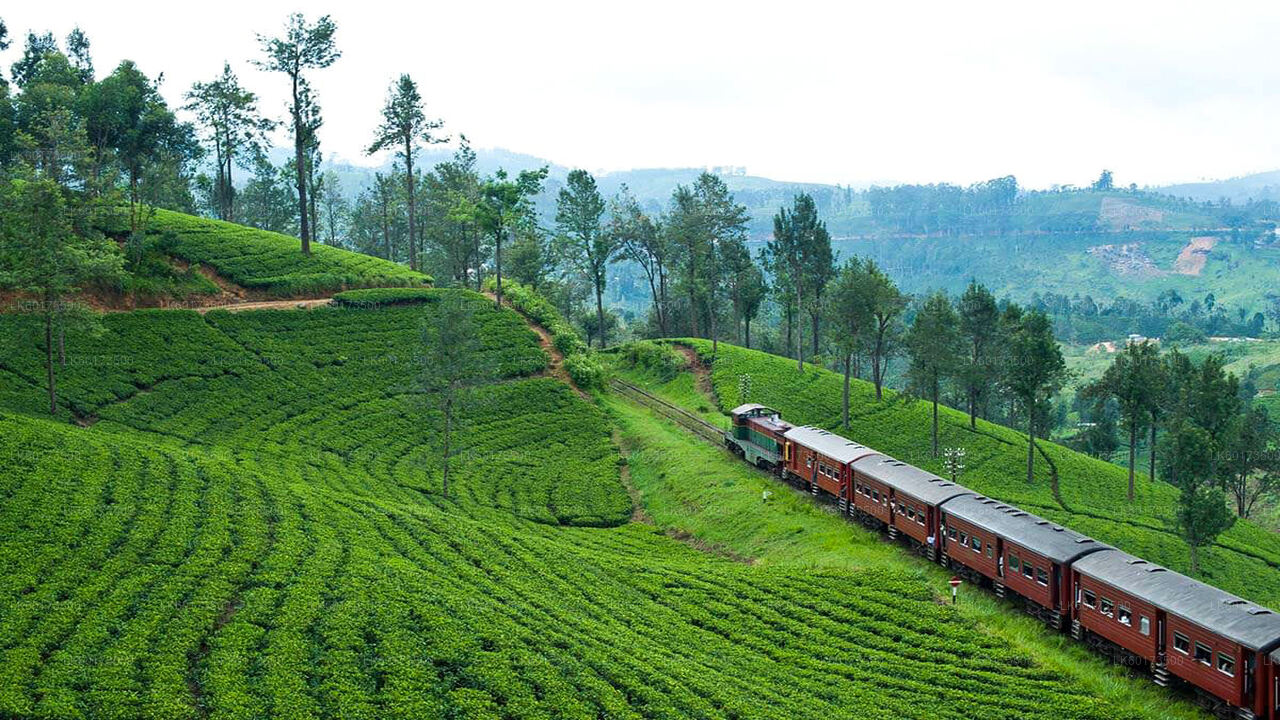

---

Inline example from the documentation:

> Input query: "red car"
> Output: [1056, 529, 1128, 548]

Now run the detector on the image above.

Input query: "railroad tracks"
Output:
[609, 379, 726, 445]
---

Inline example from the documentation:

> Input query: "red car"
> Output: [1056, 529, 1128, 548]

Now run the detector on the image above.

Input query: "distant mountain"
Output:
[1156, 170, 1280, 204]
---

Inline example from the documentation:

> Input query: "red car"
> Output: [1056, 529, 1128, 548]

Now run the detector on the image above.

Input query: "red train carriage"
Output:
[1269, 649, 1280, 720]
[850, 455, 971, 561]
[725, 404, 792, 471]
[782, 425, 880, 500]
[1073, 549, 1280, 719]
[939, 495, 1108, 628]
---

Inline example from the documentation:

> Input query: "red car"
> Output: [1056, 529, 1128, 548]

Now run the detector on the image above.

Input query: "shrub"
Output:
[565, 353, 607, 391]
[333, 288, 441, 308]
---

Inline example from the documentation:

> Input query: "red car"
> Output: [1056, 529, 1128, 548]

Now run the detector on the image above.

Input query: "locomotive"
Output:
[725, 403, 1280, 720]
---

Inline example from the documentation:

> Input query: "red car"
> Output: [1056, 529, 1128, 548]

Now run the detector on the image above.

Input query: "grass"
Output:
[605, 392, 1206, 720]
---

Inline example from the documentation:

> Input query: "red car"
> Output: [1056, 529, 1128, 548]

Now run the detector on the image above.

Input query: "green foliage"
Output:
[332, 287, 439, 307]
[676, 338, 1280, 607]
[1165, 320, 1208, 345]
[563, 352, 606, 391]
[615, 341, 689, 382]
[132, 208, 431, 295]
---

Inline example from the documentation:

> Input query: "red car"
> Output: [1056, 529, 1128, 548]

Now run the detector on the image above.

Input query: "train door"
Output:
[995, 538, 1005, 578]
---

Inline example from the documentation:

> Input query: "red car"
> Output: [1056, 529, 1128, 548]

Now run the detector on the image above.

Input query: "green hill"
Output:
[632, 340, 1280, 608]
[0, 290, 1198, 719]
[89, 209, 431, 305]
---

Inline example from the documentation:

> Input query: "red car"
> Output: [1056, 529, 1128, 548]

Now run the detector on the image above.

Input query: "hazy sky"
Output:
[9, 1, 1280, 188]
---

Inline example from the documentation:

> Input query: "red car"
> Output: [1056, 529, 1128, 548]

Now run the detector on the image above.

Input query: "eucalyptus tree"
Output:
[255, 13, 340, 254]
[865, 259, 906, 400]
[1160, 419, 1234, 575]
[722, 237, 765, 347]
[184, 63, 275, 222]
[1083, 339, 1162, 501]
[610, 186, 670, 336]
[556, 169, 617, 348]
[1003, 309, 1067, 484]
[691, 172, 749, 354]
[828, 257, 873, 427]
[957, 279, 1000, 429]
[906, 291, 962, 457]
[476, 167, 548, 307]
[367, 74, 444, 271]
[770, 193, 831, 370]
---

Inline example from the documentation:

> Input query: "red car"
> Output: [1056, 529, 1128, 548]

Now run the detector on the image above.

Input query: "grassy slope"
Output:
[606, 393, 1204, 720]
[650, 340, 1280, 609]
[0, 291, 1177, 719]
[134, 209, 431, 296]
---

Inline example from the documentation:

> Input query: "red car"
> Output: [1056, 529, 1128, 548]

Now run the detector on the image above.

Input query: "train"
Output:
[724, 403, 1280, 720]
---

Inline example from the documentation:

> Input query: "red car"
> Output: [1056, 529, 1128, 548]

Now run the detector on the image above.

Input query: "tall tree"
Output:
[184, 63, 275, 222]
[828, 258, 873, 427]
[476, 167, 547, 308]
[1084, 340, 1161, 501]
[722, 237, 765, 347]
[367, 74, 444, 271]
[957, 280, 1000, 429]
[865, 259, 906, 400]
[770, 194, 829, 370]
[0, 179, 123, 414]
[255, 13, 340, 255]
[419, 296, 492, 499]
[906, 291, 962, 457]
[1003, 309, 1067, 484]
[64, 27, 92, 83]
[1224, 405, 1278, 518]
[690, 173, 749, 354]
[10, 31, 58, 88]
[372, 171, 399, 260]
[1160, 419, 1235, 575]
[556, 169, 617, 348]
[667, 184, 707, 338]
[610, 186, 670, 336]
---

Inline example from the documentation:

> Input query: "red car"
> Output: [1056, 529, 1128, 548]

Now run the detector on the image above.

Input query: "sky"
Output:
[8, 0, 1280, 189]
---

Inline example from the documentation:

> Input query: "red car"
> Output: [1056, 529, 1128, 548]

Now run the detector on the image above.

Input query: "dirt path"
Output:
[483, 292, 588, 400]
[612, 429, 654, 525]
[192, 298, 333, 314]
[674, 344, 715, 400]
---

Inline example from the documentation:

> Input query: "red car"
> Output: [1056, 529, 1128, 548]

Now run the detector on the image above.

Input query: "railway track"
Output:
[609, 379, 726, 445]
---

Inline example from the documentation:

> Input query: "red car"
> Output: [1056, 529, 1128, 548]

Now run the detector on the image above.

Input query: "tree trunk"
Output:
[811, 310, 820, 358]
[785, 306, 793, 358]
[968, 387, 977, 431]
[1026, 409, 1035, 483]
[495, 228, 504, 308]
[293, 75, 311, 254]
[931, 375, 939, 458]
[688, 287, 699, 338]
[1148, 418, 1157, 484]
[595, 283, 606, 349]
[45, 311, 57, 415]
[872, 330, 884, 401]
[744, 317, 751, 349]
[1188, 544, 1199, 576]
[795, 285, 805, 372]
[442, 392, 452, 498]
[58, 324, 65, 367]
[404, 140, 417, 271]
[843, 354, 852, 428]
[1128, 423, 1137, 501]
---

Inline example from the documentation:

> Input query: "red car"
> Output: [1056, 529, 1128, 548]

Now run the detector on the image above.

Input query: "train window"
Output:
[872, 490, 880, 501]
[1117, 605, 1132, 627]
[917, 512, 926, 526]
[959, 532, 968, 546]
[1099, 598, 1114, 617]
[971, 537, 982, 552]
[1195, 643, 1212, 666]
[1217, 653, 1235, 677]
[1009, 555, 1021, 572]
[1022, 562, 1035, 579]
[1082, 589, 1096, 608]
[1035, 568, 1049, 586]
[1173, 633, 1190, 654]
[947, 527, 957, 541]
[806, 457, 813, 468]
[1139, 616, 1150, 635]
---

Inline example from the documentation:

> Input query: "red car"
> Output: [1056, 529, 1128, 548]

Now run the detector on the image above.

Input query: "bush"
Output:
[1164, 321, 1207, 345]
[618, 342, 688, 381]
[565, 353, 607, 391]
[333, 288, 441, 307]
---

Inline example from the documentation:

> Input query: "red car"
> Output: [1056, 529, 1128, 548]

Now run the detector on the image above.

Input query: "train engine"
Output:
[725, 404, 791, 472]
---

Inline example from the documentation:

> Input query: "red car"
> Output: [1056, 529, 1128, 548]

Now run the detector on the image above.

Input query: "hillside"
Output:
[614, 340, 1280, 610]
[68, 209, 432, 310]
[0, 290, 1203, 719]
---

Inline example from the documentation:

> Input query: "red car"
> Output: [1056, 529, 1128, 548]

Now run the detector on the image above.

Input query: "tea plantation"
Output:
[667, 339, 1280, 608]
[0, 293, 1199, 719]
[120, 209, 431, 296]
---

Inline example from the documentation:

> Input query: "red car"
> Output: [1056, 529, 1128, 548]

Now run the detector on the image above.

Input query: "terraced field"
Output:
[118, 209, 431, 296]
[659, 340, 1280, 608]
[0, 292, 1204, 719]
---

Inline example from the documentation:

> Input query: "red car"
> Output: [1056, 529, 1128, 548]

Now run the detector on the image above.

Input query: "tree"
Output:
[419, 296, 491, 499]
[610, 186, 670, 336]
[424, 139, 483, 288]
[828, 258, 873, 427]
[64, 27, 92, 84]
[1004, 309, 1067, 483]
[1084, 340, 1161, 501]
[317, 170, 347, 245]
[1161, 419, 1235, 575]
[556, 169, 617, 348]
[722, 237, 765, 347]
[1224, 405, 1278, 518]
[1092, 169, 1114, 192]
[770, 194, 830, 370]
[367, 74, 444, 271]
[691, 173, 749, 354]
[255, 13, 340, 255]
[10, 31, 58, 88]
[865, 259, 906, 400]
[906, 291, 961, 457]
[184, 63, 275, 222]
[476, 167, 547, 308]
[957, 280, 1000, 429]
[372, 171, 400, 260]
[667, 184, 707, 338]
[0, 179, 123, 414]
